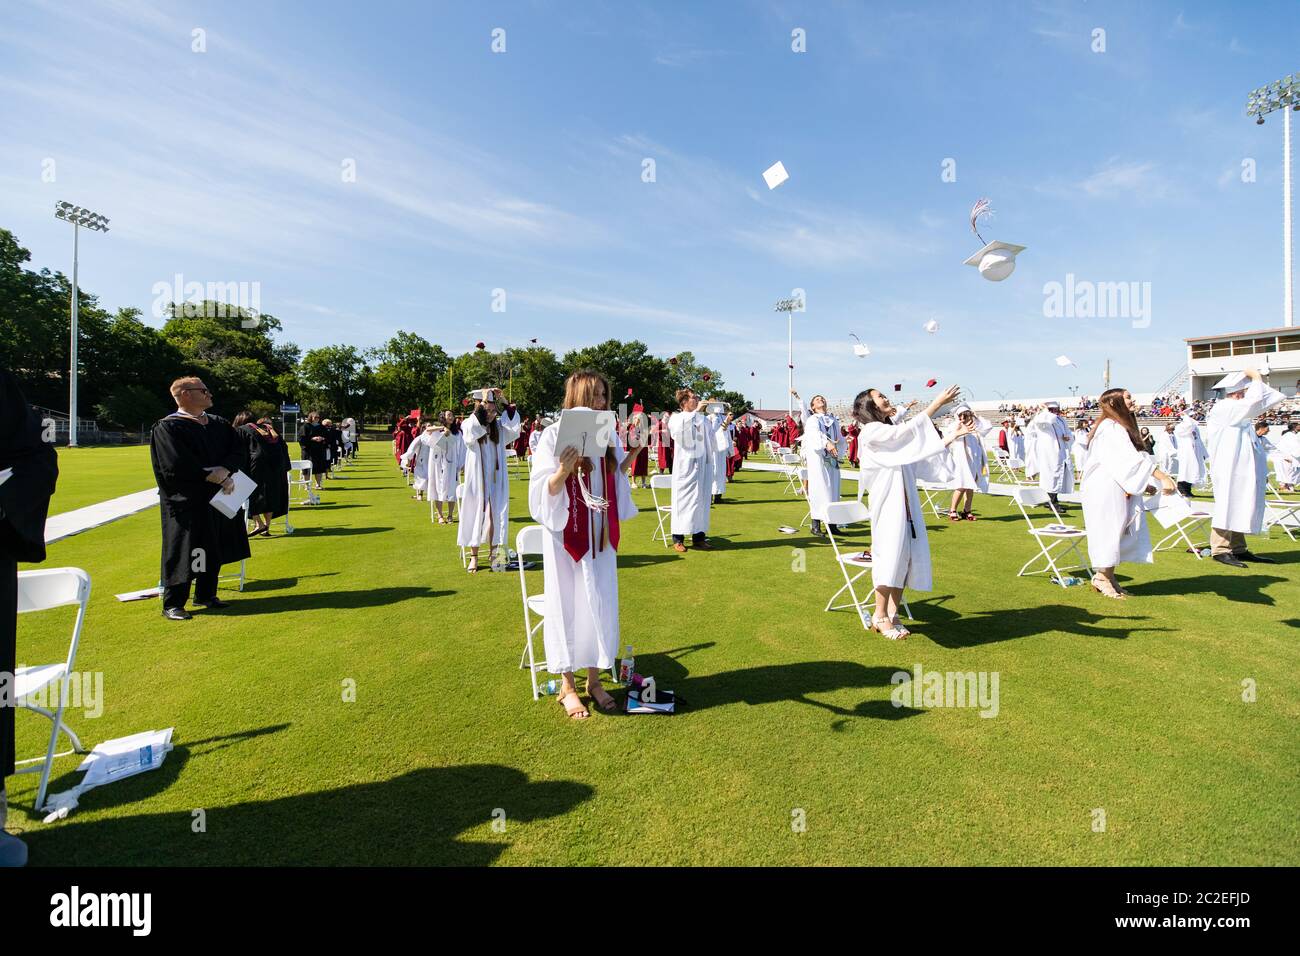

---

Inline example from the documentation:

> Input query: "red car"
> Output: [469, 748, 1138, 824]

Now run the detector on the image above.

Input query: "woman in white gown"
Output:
[1276, 422, 1300, 491]
[1081, 389, 1176, 599]
[942, 404, 991, 521]
[400, 421, 437, 501]
[459, 388, 521, 572]
[1173, 415, 1208, 497]
[1154, 422, 1178, 476]
[854, 384, 972, 640]
[529, 371, 637, 719]
[793, 390, 845, 536]
[429, 410, 465, 523]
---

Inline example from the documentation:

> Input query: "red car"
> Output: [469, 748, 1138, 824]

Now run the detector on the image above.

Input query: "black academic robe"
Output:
[1, 369, 59, 779]
[150, 413, 251, 588]
[239, 424, 291, 518]
[299, 421, 330, 473]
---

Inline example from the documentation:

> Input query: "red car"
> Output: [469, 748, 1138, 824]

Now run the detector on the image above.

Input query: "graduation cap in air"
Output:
[762, 161, 790, 190]
[964, 198, 1025, 281]
[924, 319, 940, 333]
[850, 333, 870, 357]
[893, 384, 902, 392]
[926, 378, 938, 388]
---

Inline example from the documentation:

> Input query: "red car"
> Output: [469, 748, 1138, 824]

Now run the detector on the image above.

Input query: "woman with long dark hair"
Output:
[459, 388, 521, 572]
[528, 370, 637, 719]
[234, 411, 291, 535]
[1081, 388, 1176, 598]
[853, 383, 971, 639]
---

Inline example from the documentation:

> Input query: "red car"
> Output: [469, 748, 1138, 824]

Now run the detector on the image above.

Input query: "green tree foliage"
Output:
[94, 383, 169, 431]
[298, 345, 371, 415]
[561, 339, 677, 412]
[369, 331, 451, 417]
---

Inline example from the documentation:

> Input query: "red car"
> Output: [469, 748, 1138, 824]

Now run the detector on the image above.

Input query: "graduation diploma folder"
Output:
[208, 469, 258, 519]
[554, 409, 618, 459]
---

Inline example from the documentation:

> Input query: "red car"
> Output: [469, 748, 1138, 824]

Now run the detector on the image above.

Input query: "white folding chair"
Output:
[797, 468, 813, 526]
[13, 568, 91, 812]
[1264, 498, 1300, 541]
[515, 526, 550, 700]
[1011, 487, 1091, 585]
[1150, 495, 1213, 557]
[916, 479, 948, 518]
[649, 474, 673, 546]
[822, 500, 909, 629]
[780, 453, 802, 495]
[289, 458, 318, 505]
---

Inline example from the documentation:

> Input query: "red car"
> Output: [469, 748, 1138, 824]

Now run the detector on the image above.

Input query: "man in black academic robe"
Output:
[0, 367, 59, 865]
[149, 377, 250, 620]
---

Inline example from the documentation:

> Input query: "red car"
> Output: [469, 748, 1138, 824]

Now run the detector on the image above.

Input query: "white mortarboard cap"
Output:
[762, 161, 790, 190]
[923, 319, 940, 333]
[1055, 355, 1076, 368]
[853, 343, 871, 357]
[952, 403, 972, 415]
[963, 240, 1026, 281]
[1212, 370, 1249, 392]
[1045, 399, 1061, 409]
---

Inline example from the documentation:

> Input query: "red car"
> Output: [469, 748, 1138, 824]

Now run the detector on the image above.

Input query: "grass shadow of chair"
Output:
[1121, 573, 1288, 605]
[908, 599, 1172, 648]
[217, 587, 454, 615]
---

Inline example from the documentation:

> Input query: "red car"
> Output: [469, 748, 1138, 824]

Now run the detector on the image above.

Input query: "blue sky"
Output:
[2, 0, 1297, 406]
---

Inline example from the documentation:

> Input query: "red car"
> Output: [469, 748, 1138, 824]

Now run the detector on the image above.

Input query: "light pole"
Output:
[53, 201, 109, 447]
[1248, 73, 1300, 327]
[774, 296, 803, 416]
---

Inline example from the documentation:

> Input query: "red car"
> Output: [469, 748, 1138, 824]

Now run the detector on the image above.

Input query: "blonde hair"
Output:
[564, 370, 610, 411]
[170, 376, 204, 400]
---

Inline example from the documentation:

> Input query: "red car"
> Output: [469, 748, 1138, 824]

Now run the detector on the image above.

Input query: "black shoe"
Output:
[196, 598, 231, 609]
[1212, 553, 1247, 569]
[1237, 551, 1277, 564]
[162, 607, 192, 621]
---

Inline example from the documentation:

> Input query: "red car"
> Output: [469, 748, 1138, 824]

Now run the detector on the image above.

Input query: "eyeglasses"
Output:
[183, 387, 211, 395]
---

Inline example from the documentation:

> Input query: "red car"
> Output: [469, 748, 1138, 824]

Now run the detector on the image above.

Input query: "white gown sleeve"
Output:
[463, 413, 488, 444]
[527, 428, 569, 534]
[857, 413, 947, 468]
[610, 442, 638, 520]
[498, 408, 522, 445]
[1096, 423, 1155, 496]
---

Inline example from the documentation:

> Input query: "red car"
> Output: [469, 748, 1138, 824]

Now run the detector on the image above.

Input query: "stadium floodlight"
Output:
[1248, 72, 1300, 327]
[53, 201, 110, 447]
[774, 296, 805, 415]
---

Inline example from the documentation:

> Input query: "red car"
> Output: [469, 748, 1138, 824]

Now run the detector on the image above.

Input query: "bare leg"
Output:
[587, 667, 616, 711]
[560, 671, 587, 719]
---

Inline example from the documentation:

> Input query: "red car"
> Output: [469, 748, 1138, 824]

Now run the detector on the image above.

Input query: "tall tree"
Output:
[561, 339, 675, 412]
[368, 331, 451, 416]
[298, 345, 371, 415]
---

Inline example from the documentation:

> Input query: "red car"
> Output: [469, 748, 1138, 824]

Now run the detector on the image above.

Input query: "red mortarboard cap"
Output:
[633, 403, 644, 414]
[893, 384, 902, 392]
[669, 356, 679, 365]
[461, 398, 470, 407]
[410, 409, 421, 418]
[626, 387, 633, 397]
[702, 373, 711, 382]
[926, 379, 937, 388]
[475, 341, 485, 350]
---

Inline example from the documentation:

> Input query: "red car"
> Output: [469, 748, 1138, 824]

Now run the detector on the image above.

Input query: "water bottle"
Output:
[618, 646, 634, 684]
[491, 548, 507, 573]
[540, 678, 560, 696]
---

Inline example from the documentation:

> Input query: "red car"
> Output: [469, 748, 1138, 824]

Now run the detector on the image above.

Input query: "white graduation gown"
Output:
[1206, 381, 1285, 533]
[400, 432, 435, 492]
[1173, 418, 1208, 485]
[857, 412, 948, 591]
[801, 408, 846, 522]
[1009, 431, 1026, 463]
[1029, 410, 1073, 494]
[1071, 428, 1091, 472]
[942, 416, 991, 492]
[668, 410, 713, 535]
[707, 413, 731, 495]
[1081, 420, 1156, 567]
[528, 420, 637, 673]
[1154, 431, 1178, 474]
[1276, 431, 1300, 485]
[429, 429, 464, 501]
[458, 409, 521, 547]
[1022, 426, 1040, 479]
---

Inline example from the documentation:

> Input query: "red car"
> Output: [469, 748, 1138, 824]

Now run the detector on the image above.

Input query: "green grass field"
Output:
[9, 441, 1299, 865]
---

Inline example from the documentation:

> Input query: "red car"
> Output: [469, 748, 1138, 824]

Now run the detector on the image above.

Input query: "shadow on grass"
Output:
[908, 598, 1173, 648]
[636, 651, 921, 723]
[281, 526, 395, 537]
[241, 573, 340, 592]
[216, 587, 453, 615]
[1121, 573, 1288, 605]
[24, 760, 592, 866]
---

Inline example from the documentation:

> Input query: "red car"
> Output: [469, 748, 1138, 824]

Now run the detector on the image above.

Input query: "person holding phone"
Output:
[459, 388, 521, 572]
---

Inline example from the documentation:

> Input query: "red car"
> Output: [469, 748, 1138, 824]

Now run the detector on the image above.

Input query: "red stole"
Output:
[562, 459, 620, 562]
